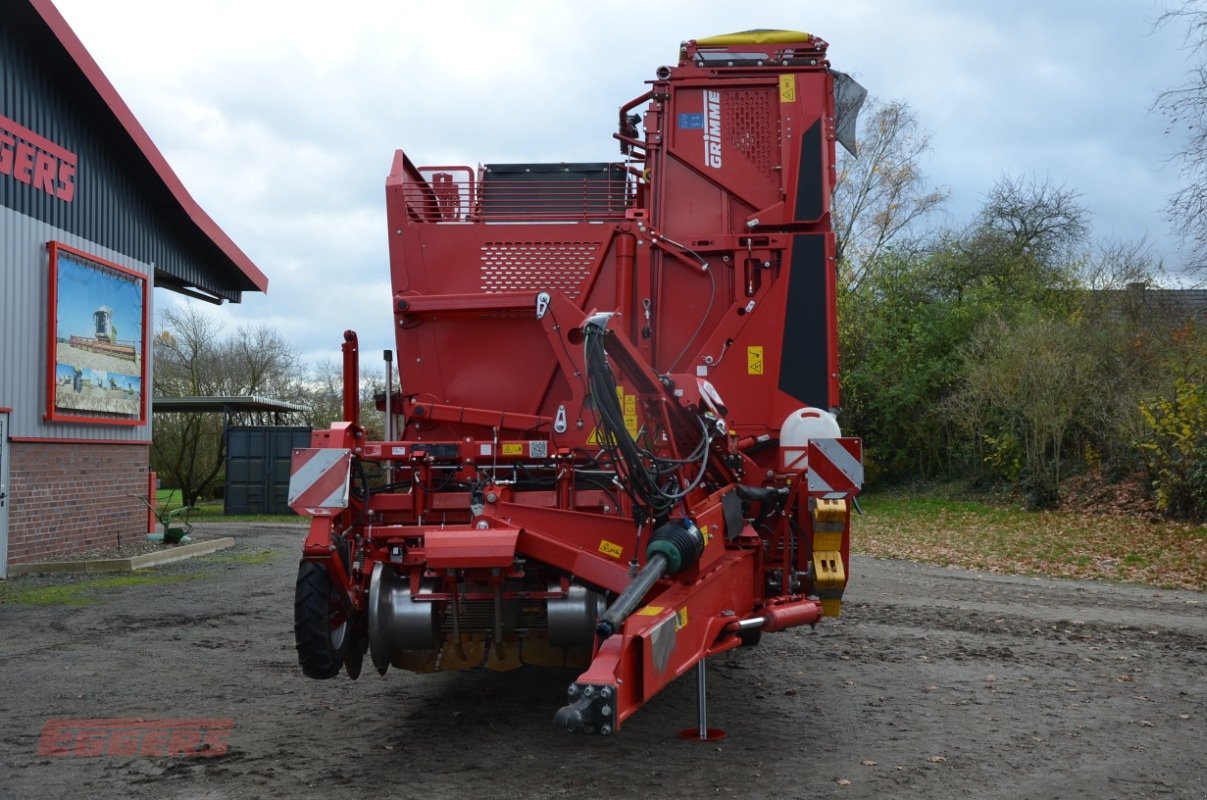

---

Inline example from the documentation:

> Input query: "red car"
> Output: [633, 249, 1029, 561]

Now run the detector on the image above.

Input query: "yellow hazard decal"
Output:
[501, 443, 523, 456]
[618, 387, 639, 439]
[779, 74, 796, 102]
[636, 606, 664, 616]
[598, 540, 623, 559]
[587, 389, 639, 443]
[675, 608, 689, 630]
[747, 345, 764, 375]
[700, 524, 711, 546]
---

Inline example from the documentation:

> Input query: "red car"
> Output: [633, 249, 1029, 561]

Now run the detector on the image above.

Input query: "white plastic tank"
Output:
[779, 407, 841, 472]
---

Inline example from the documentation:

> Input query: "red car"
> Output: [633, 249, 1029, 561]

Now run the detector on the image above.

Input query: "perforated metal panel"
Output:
[479, 241, 601, 298]
[723, 88, 778, 178]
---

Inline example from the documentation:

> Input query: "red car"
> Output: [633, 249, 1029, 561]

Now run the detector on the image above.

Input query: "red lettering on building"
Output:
[0, 112, 78, 203]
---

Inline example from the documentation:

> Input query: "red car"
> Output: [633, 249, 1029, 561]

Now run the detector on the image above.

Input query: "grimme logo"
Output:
[0, 112, 77, 202]
[703, 90, 722, 169]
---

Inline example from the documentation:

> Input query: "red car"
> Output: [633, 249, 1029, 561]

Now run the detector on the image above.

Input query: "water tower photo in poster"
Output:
[45, 242, 147, 425]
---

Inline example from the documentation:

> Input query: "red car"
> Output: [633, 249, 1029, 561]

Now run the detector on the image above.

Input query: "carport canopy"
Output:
[153, 395, 308, 426]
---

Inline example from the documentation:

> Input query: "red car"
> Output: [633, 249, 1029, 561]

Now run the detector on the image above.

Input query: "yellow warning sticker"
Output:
[636, 606, 664, 616]
[700, 524, 711, 546]
[598, 539, 623, 559]
[586, 389, 640, 443]
[779, 74, 796, 103]
[501, 443, 523, 456]
[675, 608, 689, 630]
[617, 387, 639, 439]
[747, 345, 764, 375]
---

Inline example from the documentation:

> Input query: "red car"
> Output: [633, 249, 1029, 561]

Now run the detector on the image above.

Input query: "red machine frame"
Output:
[290, 30, 863, 735]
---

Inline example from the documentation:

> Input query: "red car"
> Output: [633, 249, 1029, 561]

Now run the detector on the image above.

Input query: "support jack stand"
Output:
[678, 659, 726, 741]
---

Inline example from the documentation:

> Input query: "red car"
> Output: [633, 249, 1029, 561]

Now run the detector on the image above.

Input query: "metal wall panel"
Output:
[225, 427, 311, 515]
[0, 6, 248, 301]
[0, 204, 153, 441]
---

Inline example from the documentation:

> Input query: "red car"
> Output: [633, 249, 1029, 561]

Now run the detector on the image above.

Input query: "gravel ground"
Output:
[0, 521, 1203, 800]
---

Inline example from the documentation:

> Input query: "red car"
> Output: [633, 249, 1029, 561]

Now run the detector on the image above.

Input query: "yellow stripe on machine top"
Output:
[695, 30, 812, 46]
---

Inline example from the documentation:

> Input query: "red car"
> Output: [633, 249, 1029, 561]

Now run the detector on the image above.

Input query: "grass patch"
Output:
[202, 549, 278, 566]
[154, 490, 303, 524]
[0, 572, 198, 607]
[853, 491, 1206, 591]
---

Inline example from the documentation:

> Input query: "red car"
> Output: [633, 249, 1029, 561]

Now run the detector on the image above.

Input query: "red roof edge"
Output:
[29, 0, 269, 295]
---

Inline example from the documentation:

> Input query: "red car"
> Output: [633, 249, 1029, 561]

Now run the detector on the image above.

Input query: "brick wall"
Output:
[6, 442, 148, 564]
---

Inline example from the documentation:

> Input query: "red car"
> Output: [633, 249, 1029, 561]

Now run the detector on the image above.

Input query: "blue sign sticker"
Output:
[678, 113, 704, 130]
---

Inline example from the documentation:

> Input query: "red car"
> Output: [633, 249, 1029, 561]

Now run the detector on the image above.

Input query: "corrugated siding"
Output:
[0, 5, 246, 301]
[0, 204, 153, 441]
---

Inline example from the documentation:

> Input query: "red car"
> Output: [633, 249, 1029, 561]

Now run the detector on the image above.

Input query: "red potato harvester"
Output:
[288, 29, 866, 736]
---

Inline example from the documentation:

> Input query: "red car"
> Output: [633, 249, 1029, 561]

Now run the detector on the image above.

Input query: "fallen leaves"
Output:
[853, 495, 1207, 591]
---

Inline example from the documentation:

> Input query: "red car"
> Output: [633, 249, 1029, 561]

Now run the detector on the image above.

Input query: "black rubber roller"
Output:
[646, 519, 705, 575]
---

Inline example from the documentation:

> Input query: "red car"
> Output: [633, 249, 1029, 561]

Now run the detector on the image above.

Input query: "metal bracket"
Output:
[554, 404, 568, 434]
[535, 292, 551, 320]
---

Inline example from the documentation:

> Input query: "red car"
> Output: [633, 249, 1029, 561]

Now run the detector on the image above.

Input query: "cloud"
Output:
[57, 0, 1193, 367]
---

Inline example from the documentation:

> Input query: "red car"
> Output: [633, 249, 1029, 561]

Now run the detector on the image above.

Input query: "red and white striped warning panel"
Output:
[806, 438, 863, 498]
[288, 448, 353, 516]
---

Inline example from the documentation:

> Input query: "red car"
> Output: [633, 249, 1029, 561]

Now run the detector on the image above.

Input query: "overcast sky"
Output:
[53, 0, 1194, 366]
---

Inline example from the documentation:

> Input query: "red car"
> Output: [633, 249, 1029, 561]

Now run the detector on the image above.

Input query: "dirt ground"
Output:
[1, 522, 1203, 800]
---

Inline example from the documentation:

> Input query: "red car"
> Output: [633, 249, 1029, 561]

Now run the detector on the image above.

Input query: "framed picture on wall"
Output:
[45, 241, 148, 425]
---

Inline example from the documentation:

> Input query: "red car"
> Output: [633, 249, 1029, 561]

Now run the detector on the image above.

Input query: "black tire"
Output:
[295, 561, 349, 679]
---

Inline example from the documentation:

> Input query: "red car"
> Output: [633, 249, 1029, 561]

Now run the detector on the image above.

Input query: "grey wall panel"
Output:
[0, 5, 249, 301]
[0, 204, 153, 441]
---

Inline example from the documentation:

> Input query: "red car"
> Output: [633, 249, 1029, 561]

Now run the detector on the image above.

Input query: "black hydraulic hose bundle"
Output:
[582, 318, 711, 522]
[582, 317, 714, 639]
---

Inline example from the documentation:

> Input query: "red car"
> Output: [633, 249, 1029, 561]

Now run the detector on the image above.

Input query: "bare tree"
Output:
[1153, 3, 1207, 277]
[152, 305, 300, 507]
[977, 175, 1089, 265]
[832, 98, 948, 286]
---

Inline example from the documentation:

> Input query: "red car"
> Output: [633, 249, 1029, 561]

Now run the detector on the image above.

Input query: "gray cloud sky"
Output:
[53, 0, 1192, 364]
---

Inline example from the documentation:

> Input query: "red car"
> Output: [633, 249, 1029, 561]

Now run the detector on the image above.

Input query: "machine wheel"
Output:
[295, 560, 349, 679]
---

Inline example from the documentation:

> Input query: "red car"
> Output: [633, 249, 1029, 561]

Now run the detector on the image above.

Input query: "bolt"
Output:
[583, 686, 595, 697]
[601, 705, 612, 716]
[600, 686, 612, 699]
[567, 685, 579, 697]
[600, 725, 613, 736]
[486, 491, 498, 503]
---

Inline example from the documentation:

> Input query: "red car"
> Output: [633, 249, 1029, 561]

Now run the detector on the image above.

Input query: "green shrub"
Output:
[1138, 378, 1207, 521]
